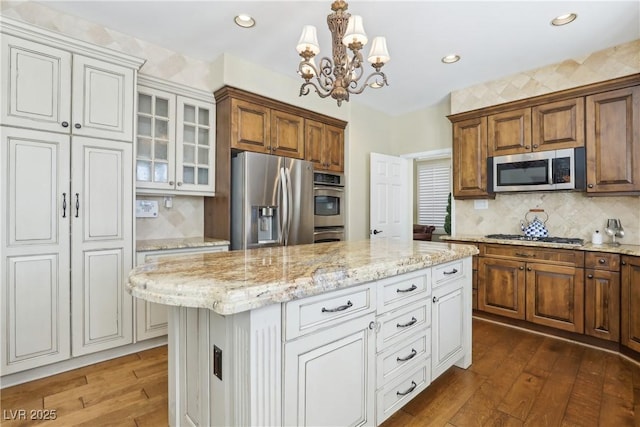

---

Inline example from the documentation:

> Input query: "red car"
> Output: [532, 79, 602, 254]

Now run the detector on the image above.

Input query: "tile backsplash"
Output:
[135, 196, 204, 240]
[455, 192, 640, 245]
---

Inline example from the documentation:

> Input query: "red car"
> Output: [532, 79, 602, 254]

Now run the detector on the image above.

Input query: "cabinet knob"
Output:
[177, 182, 183, 186]
[169, 181, 175, 186]
[74, 123, 82, 129]
[61, 121, 69, 128]
[598, 258, 606, 264]
[533, 144, 538, 149]
[519, 266, 524, 270]
[527, 267, 532, 271]
[525, 145, 531, 149]
[622, 261, 627, 265]
[587, 274, 594, 279]
[588, 184, 594, 188]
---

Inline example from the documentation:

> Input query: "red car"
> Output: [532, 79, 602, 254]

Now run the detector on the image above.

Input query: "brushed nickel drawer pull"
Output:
[396, 284, 417, 293]
[443, 268, 458, 275]
[321, 300, 353, 313]
[397, 317, 417, 328]
[396, 349, 417, 362]
[515, 252, 535, 258]
[396, 381, 417, 396]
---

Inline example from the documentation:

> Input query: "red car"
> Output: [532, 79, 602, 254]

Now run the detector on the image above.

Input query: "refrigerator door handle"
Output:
[285, 167, 293, 245]
[280, 167, 288, 245]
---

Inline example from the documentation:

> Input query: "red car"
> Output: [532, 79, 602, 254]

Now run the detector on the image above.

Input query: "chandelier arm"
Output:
[346, 71, 389, 95]
[300, 81, 333, 98]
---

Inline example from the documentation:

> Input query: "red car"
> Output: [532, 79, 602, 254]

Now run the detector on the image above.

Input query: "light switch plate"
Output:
[136, 200, 159, 218]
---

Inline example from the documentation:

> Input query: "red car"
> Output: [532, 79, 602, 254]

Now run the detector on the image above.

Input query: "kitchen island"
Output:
[127, 239, 478, 426]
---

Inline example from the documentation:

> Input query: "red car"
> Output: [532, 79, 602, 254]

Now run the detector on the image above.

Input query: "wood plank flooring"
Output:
[1, 319, 638, 426]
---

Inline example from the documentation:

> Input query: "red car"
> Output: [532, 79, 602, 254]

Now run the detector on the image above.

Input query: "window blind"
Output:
[416, 158, 451, 229]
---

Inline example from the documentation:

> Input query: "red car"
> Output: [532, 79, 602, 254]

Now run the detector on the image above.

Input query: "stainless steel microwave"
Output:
[488, 147, 586, 192]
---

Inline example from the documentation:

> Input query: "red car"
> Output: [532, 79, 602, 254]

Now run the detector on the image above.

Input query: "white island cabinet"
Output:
[127, 239, 478, 426]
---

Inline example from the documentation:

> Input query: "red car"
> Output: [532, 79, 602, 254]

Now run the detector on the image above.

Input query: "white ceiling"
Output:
[38, 1, 639, 116]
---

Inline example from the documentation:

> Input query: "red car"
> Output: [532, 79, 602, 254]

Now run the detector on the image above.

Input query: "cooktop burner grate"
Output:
[485, 234, 584, 245]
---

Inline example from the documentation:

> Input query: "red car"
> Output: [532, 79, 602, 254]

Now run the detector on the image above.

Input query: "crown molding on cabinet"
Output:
[137, 74, 214, 104]
[0, 15, 146, 70]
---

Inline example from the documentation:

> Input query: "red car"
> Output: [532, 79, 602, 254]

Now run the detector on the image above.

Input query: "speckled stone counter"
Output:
[127, 239, 478, 315]
[440, 235, 640, 256]
[136, 237, 230, 252]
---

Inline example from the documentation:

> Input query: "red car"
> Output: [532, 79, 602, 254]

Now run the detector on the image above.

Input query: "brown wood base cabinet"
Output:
[525, 262, 584, 333]
[584, 252, 620, 342]
[622, 255, 640, 353]
[478, 244, 585, 334]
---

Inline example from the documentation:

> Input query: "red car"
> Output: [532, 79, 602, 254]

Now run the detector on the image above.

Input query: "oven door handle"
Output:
[314, 186, 344, 193]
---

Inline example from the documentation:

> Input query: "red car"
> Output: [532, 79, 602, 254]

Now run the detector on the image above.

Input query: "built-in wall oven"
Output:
[314, 172, 345, 242]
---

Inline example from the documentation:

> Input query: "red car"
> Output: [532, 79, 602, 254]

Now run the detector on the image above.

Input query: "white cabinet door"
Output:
[71, 137, 133, 356]
[1, 35, 72, 133]
[1, 128, 71, 374]
[135, 86, 176, 191]
[283, 313, 375, 427]
[176, 96, 215, 193]
[431, 282, 464, 379]
[72, 55, 135, 142]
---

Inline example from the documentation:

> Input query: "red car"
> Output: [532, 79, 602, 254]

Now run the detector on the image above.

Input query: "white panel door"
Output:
[1, 35, 72, 133]
[283, 314, 375, 427]
[175, 96, 215, 193]
[431, 283, 464, 379]
[369, 153, 410, 240]
[71, 137, 133, 356]
[72, 55, 134, 142]
[1, 128, 71, 374]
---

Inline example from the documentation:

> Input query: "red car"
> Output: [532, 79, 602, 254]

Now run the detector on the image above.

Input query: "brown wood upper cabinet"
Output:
[585, 86, 640, 193]
[305, 119, 344, 172]
[487, 108, 531, 157]
[532, 97, 585, 151]
[230, 98, 304, 159]
[488, 98, 585, 157]
[452, 117, 490, 199]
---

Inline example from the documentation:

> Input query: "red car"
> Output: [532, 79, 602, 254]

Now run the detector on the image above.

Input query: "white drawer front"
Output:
[376, 299, 430, 350]
[376, 361, 431, 425]
[377, 327, 430, 386]
[432, 259, 465, 288]
[377, 270, 430, 314]
[285, 284, 375, 340]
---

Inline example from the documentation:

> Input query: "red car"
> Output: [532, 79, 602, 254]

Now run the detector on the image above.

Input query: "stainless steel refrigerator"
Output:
[231, 152, 314, 250]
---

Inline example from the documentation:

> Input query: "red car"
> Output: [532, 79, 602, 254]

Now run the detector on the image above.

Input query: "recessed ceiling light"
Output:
[551, 13, 577, 26]
[441, 54, 461, 64]
[234, 14, 255, 28]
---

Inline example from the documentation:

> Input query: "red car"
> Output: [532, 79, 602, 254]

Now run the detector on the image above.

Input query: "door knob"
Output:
[372, 229, 383, 235]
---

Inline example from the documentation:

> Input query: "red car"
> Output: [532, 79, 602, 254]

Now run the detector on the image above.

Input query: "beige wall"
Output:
[450, 39, 640, 245]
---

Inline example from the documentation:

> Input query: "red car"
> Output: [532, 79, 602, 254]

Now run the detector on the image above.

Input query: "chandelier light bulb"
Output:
[296, 25, 320, 55]
[342, 15, 368, 46]
[367, 37, 390, 64]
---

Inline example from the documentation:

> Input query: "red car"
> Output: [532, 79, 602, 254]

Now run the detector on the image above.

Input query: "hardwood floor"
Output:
[1, 319, 638, 426]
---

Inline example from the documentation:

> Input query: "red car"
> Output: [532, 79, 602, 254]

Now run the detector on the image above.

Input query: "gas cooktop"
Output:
[485, 234, 584, 245]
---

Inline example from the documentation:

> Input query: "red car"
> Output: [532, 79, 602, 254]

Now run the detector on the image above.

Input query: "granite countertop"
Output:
[127, 239, 479, 315]
[136, 237, 230, 252]
[440, 235, 640, 256]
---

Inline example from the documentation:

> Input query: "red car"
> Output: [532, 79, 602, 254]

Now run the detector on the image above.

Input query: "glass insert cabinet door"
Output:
[175, 96, 215, 193]
[136, 87, 176, 190]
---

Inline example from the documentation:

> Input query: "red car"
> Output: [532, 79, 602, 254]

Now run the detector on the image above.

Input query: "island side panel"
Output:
[208, 304, 282, 427]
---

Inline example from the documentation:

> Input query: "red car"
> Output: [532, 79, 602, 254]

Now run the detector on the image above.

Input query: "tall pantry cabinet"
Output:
[0, 17, 144, 374]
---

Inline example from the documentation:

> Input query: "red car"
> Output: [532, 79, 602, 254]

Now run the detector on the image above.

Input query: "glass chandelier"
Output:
[296, 0, 390, 106]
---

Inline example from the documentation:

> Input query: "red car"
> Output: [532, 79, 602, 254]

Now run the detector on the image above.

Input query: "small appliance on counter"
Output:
[591, 230, 603, 245]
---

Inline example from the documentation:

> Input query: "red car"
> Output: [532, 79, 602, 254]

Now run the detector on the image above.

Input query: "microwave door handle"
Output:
[548, 159, 554, 186]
